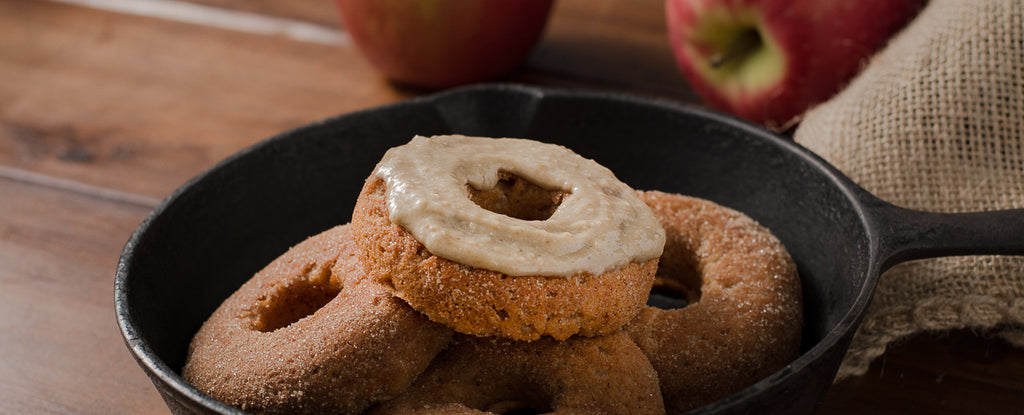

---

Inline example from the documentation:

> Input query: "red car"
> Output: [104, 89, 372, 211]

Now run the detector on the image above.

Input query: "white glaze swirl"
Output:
[373, 135, 665, 276]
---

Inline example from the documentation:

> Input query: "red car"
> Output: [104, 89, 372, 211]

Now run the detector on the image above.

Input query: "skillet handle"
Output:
[870, 201, 1024, 271]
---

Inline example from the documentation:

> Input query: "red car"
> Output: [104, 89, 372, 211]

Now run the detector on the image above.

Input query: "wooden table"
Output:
[2, 0, 1021, 413]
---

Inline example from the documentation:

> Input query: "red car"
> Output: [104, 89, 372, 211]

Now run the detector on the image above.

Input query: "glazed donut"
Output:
[351, 135, 666, 341]
[182, 224, 453, 414]
[369, 331, 665, 415]
[625, 191, 803, 413]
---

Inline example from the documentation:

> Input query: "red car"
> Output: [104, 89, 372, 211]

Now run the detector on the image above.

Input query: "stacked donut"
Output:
[182, 135, 803, 415]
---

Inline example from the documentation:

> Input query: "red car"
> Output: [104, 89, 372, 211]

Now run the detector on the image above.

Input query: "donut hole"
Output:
[647, 281, 690, 309]
[484, 398, 552, 415]
[473, 384, 553, 414]
[467, 171, 568, 221]
[250, 269, 341, 333]
[647, 245, 703, 310]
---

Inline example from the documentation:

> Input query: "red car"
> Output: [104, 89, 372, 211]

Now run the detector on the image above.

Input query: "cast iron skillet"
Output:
[115, 84, 1024, 414]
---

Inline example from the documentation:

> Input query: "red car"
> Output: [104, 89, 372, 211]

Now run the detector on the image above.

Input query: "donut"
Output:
[182, 224, 453, 415]
[626, 191, 803, 413]
[350, 135, 666, 341]
[368, 331, 666, 415]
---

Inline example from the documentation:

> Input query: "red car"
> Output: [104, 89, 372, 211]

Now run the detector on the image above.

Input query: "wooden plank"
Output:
[820, 330, 1024, 414]
[0, 177, 165, 414]
[887, 330, 1024, 389]
[0, 0, 410, 200]
[179, 0, 341, 28]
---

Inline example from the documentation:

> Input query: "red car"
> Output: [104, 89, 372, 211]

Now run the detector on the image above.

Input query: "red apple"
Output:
[335, 0, 554, 90]
[665, 0, 926, 130]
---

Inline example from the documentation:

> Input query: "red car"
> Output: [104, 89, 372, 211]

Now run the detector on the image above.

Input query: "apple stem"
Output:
[709, 28, 762, 69]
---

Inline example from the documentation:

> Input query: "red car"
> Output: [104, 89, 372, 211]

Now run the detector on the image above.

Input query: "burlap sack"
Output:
[793, 0, 1024, 380]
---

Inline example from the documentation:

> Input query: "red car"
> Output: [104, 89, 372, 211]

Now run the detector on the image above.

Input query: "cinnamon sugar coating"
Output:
[626, 191, 803, 413]
[369, 331, 665, 415]
[182, 225, 453, 414]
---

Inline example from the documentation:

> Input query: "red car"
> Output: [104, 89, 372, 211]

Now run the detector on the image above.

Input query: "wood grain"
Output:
[0, 0, 407, 199]
[176, 0, 341, 28]
[0, 177, 163, 414]
[822, 330, 1024, 414]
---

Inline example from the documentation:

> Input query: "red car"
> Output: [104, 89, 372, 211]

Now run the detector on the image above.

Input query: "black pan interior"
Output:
[117, 84, 878, 414]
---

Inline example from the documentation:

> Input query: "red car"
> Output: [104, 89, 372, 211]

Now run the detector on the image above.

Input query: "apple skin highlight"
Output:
[666, 0, 927, 130]
[336, 0, 554, 90]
